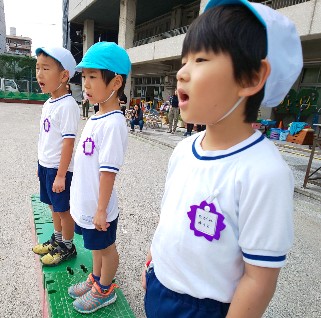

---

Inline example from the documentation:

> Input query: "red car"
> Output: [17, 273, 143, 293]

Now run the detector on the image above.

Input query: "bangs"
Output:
[181, 5, 267, 82]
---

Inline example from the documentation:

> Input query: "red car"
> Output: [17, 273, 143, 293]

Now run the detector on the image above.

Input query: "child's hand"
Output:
[52, 176, 65, 193]
[93, 210, 110, 231]
[141, 268, 147, 290]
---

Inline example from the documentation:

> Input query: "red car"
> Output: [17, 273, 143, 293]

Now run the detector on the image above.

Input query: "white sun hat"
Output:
[35, 47, 77, 78]
[204, 0, 303, 107]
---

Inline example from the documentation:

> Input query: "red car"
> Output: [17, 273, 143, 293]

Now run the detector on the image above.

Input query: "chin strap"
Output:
[100, 90, 115, 104]
[210, 96, 245, 125]
[52, 82, 63, 94]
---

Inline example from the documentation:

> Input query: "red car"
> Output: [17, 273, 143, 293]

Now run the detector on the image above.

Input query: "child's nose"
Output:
[176, 66, 189, 82]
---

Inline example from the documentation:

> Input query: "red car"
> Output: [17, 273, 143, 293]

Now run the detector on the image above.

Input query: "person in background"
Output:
[119, 92, 127, 116]
[184, 123, 194, 137]
[81, 90, 90, 120]
[66, 83, 72, 94]
[130, 104, 144, 133]
[167, 89, 179, 134]
[196, 124, 206, 132]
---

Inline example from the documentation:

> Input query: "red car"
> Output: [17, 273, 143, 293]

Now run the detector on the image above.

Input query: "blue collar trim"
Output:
[49, 94, 71, 103]
[91, 110, 123, 120]
[192, 134, 265, 161]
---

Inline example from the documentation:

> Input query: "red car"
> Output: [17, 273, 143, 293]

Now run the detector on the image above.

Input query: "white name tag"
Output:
[195, 206, 218, 236]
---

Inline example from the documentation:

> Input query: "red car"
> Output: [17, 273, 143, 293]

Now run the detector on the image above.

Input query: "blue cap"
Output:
[76, 42, 131, 76]
[205, 0, 266, 27]
[204, 0, 303, 107]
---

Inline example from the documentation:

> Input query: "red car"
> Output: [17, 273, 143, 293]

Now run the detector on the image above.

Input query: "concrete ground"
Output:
[0, 102, 320, 318]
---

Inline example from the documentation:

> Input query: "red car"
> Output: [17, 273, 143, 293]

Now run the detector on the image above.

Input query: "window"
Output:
[301, 67, 320, 84]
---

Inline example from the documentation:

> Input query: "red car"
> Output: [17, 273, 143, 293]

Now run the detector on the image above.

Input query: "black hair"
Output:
[100, 70, 127, 98]
[182, 5, 267, 123]
[37, 51, 65, 72]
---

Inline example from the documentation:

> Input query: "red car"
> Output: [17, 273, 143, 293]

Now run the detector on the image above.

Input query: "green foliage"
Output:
[0, 54, 36, 80]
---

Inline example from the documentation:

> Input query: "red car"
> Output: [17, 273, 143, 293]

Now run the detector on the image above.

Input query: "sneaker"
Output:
[73, 282, 118, 314]
[32, 234, 58, 255]
[139, 130, 143, 133]
[167, 130, 172, 133]
[130, 129, 134, 132]
[40, 242, 77, 266]
[68, 273, 95, 299]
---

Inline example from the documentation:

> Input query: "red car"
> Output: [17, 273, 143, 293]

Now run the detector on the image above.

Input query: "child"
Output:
[32, 47, 79, 266]
[142, 1, 303, 317]
[67, 42, 131, 314]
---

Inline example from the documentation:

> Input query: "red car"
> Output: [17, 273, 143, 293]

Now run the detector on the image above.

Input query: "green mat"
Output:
[31, 194, 135, 318]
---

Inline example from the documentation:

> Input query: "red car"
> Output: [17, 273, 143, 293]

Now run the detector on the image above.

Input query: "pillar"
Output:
[83, 19, 94, 54]
[118, 0, 137, 107]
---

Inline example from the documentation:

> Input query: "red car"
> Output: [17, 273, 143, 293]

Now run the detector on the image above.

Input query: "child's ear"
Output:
[112, 75, 123, 91]
[61, 70, 70, 83]
[239, 59, 271, 97]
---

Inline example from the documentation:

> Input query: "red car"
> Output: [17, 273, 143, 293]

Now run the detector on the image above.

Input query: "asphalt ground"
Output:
[0, 102, 320, 318]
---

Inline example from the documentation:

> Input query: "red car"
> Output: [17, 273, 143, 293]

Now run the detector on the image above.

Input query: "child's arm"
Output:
[226, 263, 280, 318]
[93, 171, 116, 231]
[141, 249, 152, 290]
[52, 138, 75, 193]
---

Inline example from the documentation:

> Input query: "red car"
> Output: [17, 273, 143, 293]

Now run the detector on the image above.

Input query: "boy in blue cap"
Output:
[68, 42, 131, 314]
[33, 47, 79, 266]
[142, 1, 303, 317]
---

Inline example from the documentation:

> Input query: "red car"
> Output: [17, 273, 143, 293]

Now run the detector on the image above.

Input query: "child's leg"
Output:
[58, 210, 74, 241]
[99, 243, 119, 287]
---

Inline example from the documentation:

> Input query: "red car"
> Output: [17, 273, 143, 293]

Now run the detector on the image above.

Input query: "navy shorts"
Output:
[74, 217, 118, 250]
[144, 267, 230, 318]
[38, 163, 73, 212]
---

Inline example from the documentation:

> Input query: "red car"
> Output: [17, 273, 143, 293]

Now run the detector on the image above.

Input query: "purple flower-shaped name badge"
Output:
[83, 137, 95, 156]
[187, 200, 226, 242]
[43, 118, 50, 132]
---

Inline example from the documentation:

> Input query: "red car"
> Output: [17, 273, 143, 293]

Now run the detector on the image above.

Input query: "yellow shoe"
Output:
[41, 242, 77, 266]
[32, 234, 58, 255]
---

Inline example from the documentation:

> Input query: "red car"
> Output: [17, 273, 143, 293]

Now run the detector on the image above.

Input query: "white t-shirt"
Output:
[70, 110, 128, 229]
[151, 130, 294, 303]
[38, 94, 80, 171]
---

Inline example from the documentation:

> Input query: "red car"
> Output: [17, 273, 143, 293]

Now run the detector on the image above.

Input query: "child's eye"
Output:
[89, 76, 96, 79]
[195, 58, 207, 63]
[44, 68, 49, 71]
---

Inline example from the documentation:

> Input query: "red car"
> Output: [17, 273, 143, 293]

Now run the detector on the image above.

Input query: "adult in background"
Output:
[167, 89, 179, 134]
[81, 90, 90, 120]
[119, 92, 127, 116]
[130, 104, 144, 132]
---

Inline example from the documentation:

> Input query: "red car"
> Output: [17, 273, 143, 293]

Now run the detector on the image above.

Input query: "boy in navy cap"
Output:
[142, 1, 303, 317]
[33, 47, 79, 266]
[68, 42, 131, 314]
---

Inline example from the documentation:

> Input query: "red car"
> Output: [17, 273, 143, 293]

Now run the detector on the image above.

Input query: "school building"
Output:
[65, 0, 321, 119]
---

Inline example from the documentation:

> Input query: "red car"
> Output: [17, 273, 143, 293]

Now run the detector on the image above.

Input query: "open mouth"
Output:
[39, 82, 45, 88]
[177, 88, 189, 105]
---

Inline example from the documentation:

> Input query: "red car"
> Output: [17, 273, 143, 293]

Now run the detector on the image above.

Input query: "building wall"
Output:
[279, 0, 321, 40]
[69, 0, 96, 21]
[0, 0, 6, 53]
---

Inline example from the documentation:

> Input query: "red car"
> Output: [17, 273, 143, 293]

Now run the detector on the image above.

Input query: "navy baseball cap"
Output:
[204, 0, 303, 108]
[76, 42, 131, 76]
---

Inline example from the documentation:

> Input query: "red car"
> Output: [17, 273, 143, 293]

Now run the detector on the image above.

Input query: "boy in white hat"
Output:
[142, 1, 303, 317]
[32, 47, 79, 266]
[67, 42, 131, 314]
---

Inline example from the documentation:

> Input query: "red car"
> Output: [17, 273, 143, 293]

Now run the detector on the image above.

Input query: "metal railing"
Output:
[133, 25, 189, 47]
[262, 0, 311, 9]
[133, 0, 311, 47]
